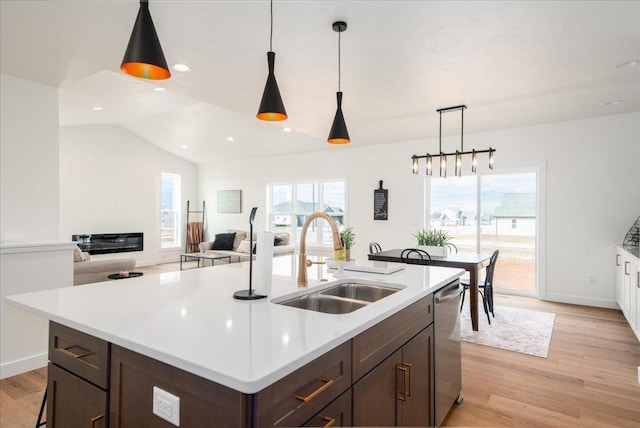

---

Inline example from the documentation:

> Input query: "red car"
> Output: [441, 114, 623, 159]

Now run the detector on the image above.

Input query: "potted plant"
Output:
[340, 226, 356, 260]
[413, 228, 456, 257]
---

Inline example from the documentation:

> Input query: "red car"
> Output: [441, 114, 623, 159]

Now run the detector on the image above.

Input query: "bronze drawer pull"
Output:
[90, 413, 105, 427]
[294, 377, 334, 403]
[59, 345, 93, 359]
[616, 254, 621, 266]
[625, 261, 630, 275]
[396, 364, 408, 401]
[318, 416, 336, 427]
[402, 362, 412, 396]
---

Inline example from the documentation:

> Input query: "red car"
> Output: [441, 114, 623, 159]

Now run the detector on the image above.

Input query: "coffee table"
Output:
[180, 253, 232, 270]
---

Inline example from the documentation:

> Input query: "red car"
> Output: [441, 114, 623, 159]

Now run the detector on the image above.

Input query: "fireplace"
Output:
[72, 233, 143, 255]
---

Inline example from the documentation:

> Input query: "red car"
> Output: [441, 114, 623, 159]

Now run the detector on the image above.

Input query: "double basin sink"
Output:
[276, 281, 404, 314]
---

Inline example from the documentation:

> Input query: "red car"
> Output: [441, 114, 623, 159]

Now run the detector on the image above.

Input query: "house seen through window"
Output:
[268, 180, 346, 247]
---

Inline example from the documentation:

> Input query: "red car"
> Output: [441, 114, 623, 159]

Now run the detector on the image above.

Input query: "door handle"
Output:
[402, 362, 412, 396]
[90, 413, 105, 427]
[625, 261, 630, 275]
[616, 254, 621, 266]
[59, 345, 93, 359]
[317, 416, 336, 427]
[294, 377, 333, 403]
[396, 364, 408, 401]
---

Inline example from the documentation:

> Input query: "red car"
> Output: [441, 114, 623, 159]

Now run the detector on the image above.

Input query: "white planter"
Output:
[417, 245, 447, 257]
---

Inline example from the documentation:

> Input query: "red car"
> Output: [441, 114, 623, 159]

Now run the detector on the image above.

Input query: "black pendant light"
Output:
[121, 0, 170, 80]
[257, 0, 287, 121]
[328, 21, 350, 145]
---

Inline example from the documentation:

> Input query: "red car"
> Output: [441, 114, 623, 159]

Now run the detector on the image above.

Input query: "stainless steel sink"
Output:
[318, 283, 399, 302]
[278, 294, 368, 314]
[275, 281, 403, 314]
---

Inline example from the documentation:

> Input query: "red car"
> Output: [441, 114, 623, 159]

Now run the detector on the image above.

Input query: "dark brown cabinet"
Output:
[109, 345, 248, 428]
[397, 325, 434, 427]
[304, 390, 352, 427]
[46, 292, 438, 427]
[352, 325, 434, 427]
[353, 348, 402, 426]
[47, 322, 110, 428]
[255, 341, 351, 427]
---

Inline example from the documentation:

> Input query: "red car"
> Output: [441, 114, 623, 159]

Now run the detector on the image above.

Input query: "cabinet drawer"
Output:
[304, 389, 352, 427]
[352, 294, 433, 382]
[49, 321, 110, 389]
[47, 362, 108, 428]
[256, 341, 352, 427]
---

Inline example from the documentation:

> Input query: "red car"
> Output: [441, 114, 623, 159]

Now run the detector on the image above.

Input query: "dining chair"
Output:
[400, 248, 432, 264]
[369, 242, 382, 254]
[459, 249, 499, 325]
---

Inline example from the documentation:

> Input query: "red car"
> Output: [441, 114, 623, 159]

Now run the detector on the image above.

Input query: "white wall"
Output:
[59, 125, 198, 266]
[200, 113, 640, 308]
[0, 74, 60, 242]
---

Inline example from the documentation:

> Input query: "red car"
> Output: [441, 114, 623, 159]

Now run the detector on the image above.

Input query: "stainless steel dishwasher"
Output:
[434, 280, 463, 427]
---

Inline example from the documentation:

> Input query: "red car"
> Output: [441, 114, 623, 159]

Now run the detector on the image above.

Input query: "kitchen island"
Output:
[6, 256, 464, 427]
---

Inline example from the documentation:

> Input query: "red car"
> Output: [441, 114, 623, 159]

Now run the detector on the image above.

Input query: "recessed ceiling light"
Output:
[283, 127, 292, 133]
[616, 60, 638, 70]
[604, 99, 622, 106]
[227, 137, 235, 142]
[92, 106, 103, 111]
[172, 63, 191, 72]
[180, 145, 188, 149]
[152, 87, 166, 92]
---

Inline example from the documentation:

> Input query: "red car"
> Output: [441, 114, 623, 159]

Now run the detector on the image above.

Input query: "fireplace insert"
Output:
[72, 233, 143, 255]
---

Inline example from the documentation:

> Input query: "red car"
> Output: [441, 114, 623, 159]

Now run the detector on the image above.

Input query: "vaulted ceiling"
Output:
[2, 1, 639, 165]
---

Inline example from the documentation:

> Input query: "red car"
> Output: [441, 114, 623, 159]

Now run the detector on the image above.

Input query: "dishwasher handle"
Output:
[435, 283, 463, 304]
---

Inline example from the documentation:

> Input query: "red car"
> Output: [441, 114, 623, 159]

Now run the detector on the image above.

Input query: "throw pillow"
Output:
[236, 240, 256, 254]
[212, 232, 236, 250]
[227, 229, 247, 250]
[274, 233, 289, 246]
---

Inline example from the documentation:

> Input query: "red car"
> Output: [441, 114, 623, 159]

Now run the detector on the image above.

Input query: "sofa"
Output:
[73, 246, 136, 285]
[198, 229, 295, 263]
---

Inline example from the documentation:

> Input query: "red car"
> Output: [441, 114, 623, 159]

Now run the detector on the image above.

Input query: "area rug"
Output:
[460, 302, 556, 358]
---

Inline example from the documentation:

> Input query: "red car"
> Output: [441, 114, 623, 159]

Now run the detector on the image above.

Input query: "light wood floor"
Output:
[2, 265, 639, 427]
[444, 294, 640, 427]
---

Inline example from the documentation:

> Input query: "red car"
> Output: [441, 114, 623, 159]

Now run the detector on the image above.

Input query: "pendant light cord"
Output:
[338, 29, 341, 91]
[269, 0, 273, 52]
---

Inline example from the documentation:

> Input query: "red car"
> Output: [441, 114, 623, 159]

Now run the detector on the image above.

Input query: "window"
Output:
[161, 173, 181, 249]
[430, 171, 538, 294]
[268, 180, 346, 246]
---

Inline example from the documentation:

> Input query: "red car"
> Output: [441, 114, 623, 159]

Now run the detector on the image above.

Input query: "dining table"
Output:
[368, 249, 491, 331]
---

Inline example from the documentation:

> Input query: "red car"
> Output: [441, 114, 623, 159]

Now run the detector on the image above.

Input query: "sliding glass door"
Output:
[430, 170, 538, 295]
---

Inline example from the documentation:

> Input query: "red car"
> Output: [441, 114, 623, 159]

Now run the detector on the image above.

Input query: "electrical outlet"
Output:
[153, 386, 180, 426]
[587, 275, 596, 285]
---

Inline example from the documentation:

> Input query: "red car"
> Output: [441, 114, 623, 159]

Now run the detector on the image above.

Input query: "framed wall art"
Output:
[217, 190, 242, 213]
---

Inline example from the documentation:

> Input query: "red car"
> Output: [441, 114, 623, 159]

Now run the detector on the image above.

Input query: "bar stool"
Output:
[35, 387, 46, 427]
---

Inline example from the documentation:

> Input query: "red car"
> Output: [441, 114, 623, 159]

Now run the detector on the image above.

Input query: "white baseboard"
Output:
[0, 352, 47, 379]
[542, 293, 619, 309]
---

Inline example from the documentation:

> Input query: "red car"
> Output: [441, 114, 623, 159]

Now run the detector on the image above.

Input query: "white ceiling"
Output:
[2, 1, 639, 165]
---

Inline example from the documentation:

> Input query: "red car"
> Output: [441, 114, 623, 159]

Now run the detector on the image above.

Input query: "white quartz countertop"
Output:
[6, 256, 463, 393]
